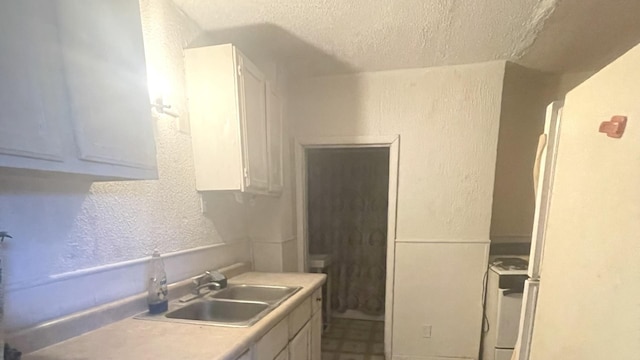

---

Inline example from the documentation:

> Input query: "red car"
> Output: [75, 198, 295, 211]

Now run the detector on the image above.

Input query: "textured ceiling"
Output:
[173, 0, 640, 77]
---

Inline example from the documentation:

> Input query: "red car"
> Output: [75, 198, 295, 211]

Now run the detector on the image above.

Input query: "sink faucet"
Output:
[194, 281, 223, 294]
[191, 270, 228, 296]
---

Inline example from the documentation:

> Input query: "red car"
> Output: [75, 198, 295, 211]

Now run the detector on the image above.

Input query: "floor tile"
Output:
[337, 354, 365, 360]
[372, 331, 384, 342]
[322, 317, 384, 360]
[326, 328, 347, 339]
[322, 338, 341, 351]
[345, 329, 372, 341]
[322, 352, 337, 360]
[341, 340, 367, 353]
[371, 343, 384, 354]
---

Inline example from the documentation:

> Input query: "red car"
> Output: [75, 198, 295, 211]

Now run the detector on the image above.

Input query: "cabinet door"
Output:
[56, 0, 157, 173]
[236, 350, 252, 360]
[289, 321, 311, 360]
[310, 310, 322, 360]
[237, 53, 269, 192]
[266, 82, 284, 194]
[274, 346, 289, 360]
[0, 1, 67, 163]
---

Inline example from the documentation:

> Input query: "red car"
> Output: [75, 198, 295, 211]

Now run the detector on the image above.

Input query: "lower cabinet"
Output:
[274, 346, 289, 360]
[244, 288, 322, 360]
[310, 311, 322, 360]
[289, 322, 310, 360]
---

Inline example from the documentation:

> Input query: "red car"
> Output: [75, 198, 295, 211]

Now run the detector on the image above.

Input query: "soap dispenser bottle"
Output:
[147, 249, 168, 314]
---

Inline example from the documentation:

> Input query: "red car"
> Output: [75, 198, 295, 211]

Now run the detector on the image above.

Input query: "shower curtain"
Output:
[307, 148, 389, 316]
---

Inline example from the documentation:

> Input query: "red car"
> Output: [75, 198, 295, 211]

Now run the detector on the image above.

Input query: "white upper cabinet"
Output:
[185, 44, 283, 195]
[266, 82, 284, 194]
[238, 54, 269, 192]
[57, 0, 157, 172]
[0, 0, 157, 180]
[0, 1, 67, 164]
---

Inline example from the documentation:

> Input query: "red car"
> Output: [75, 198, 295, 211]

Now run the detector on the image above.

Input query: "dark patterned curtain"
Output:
[307, 148, 389, 316]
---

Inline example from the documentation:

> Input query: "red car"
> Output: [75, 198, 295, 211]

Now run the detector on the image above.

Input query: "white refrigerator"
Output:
[513, 100, 563, 360]
[514, 42, 640, 360]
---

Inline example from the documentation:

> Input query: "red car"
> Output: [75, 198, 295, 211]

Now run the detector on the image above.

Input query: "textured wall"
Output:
[0, 0, 251, 331]
[490, 63, 559, 243]
[244, 60, 299, 273]
[292, 62, 505, 240]
[290, 62, 504, 358]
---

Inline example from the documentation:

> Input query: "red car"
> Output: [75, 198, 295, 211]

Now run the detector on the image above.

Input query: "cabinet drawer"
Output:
[253, 318, 288, 360]
[288, 297, 311, 339]
[311, 287, 322, 315]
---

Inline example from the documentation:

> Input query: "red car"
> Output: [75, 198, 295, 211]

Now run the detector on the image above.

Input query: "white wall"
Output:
[0, 0, 251, 332]
[291, 62, 505, 359]
[490, 63, 559, 243]
[529, 43, 640, 360]
[244, 60, 299, 273]
[292, 62, 505, 241]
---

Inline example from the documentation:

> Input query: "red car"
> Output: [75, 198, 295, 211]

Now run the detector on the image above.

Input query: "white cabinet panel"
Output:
[289, 321, 310, 360]
[266, 82, 283, 194]
[253, 318, 288, 360]
[57, 0, 156, 171]
[311, 288, 322, 315]
[0, 1, 66, 162]
[310, 311, 322, 360]
[288, 298, 311, 340]
[0, 0, 157, 180]
[238, 53, 269, 192]
[274, 347, 289, 360]
[185, 44, 283, 194]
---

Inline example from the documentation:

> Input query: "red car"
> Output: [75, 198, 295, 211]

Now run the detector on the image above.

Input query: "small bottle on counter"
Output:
[147, 249, 168, 314]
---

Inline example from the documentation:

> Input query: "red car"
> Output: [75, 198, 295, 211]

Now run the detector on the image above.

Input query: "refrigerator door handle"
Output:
[533, 133, 547, 196]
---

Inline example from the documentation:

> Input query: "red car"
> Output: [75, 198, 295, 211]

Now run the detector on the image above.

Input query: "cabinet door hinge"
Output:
[237, 64, 242, 77]
[243, 167, 248, 178]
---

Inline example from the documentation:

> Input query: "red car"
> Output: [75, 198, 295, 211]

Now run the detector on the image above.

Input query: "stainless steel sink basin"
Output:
[165, 299, 269, 325]
[135, 284, 302, 327]
[210, 285, 301, 304]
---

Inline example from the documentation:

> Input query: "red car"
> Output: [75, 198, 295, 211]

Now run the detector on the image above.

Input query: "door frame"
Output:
[294, 135, 399, 359]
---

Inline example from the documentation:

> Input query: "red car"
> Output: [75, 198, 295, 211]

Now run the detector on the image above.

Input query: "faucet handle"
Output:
[207, 270, 228, 288]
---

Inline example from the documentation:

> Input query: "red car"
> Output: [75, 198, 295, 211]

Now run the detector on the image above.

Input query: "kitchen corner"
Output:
[21, 268, 325, 360]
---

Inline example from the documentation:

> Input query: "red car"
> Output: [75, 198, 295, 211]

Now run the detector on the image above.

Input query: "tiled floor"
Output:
[321, 318, 385, 360]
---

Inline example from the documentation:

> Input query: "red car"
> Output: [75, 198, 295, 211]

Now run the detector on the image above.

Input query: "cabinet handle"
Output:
[316, 297, 322, 302]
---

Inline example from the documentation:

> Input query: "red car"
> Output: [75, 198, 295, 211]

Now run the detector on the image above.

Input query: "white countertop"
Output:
[23, 272, 326, 360]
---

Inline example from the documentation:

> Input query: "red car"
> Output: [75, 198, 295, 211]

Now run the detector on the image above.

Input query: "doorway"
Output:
[307, 147, 389, 320]
[295, 135, 399, 360]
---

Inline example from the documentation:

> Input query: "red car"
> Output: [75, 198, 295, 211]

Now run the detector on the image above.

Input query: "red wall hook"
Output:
[599, 115, 627, 138]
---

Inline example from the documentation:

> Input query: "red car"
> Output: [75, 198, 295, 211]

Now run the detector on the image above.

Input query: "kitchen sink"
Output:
[210, 285, 301, 304]
[164, 299, 269, 326]
[135, 284, 302, 327]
